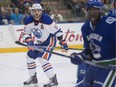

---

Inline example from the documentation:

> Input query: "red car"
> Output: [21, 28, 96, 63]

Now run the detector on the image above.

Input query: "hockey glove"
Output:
[70, 52, 83, 65]
[59, 40, 68, 52]
[70, 49, 94, 65]
[25, 37, 34, 51]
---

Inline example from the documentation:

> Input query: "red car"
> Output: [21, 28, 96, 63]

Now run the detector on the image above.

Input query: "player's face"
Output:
[32, 9, 42, 20]
[87, 7, 101, 24]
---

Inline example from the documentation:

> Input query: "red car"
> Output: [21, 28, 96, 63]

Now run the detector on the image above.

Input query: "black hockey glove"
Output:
[70, 49, 93, 65]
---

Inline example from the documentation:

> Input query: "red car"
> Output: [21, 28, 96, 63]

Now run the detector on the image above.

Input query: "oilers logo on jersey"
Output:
[32, 28, 42, 38]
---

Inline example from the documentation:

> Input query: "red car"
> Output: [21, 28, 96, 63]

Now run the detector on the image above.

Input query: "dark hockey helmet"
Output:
[86, 0, 104, 24]
[86, 0, 104, 11]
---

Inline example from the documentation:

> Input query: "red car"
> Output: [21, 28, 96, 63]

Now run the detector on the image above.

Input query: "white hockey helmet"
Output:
[31, 3, 43, 10]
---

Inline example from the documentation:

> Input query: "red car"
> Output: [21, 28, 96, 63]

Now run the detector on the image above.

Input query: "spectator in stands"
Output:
[10, 8, 24, 25]
[109, 0, 116, 9]
[9, 0, 19, 9]
[7, 7, 13, 17]
[23, 9, 31, 24]
[20, 0, 32, 5]
[23, 1, 32, 9]
[0, 7, 10, 25]
[43, 5, 51, 15]
[72, 0, 86, 18]
[103, 0, 111, 15]
[32, 0, 42, 3]
[50, 10, 64, 23]
[19, 0, 32, 14]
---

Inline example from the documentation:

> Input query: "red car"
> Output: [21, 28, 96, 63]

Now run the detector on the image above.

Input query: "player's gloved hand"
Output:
[59, 40, 68, 52]
[70, 52, 83, 65]
[70, 49, 93, 65]
[25, 38, 34, 51]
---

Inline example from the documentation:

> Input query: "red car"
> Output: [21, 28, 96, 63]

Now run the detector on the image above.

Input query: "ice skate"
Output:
[23, 73, 38, 87]
[44, 74, 58, 87]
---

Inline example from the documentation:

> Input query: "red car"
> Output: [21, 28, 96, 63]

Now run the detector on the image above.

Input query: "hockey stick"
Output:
[15, 41, 116, 70]
[8, 25, 115, 70]
[15, 41, 82, 50]
[34, 47, 116, 70]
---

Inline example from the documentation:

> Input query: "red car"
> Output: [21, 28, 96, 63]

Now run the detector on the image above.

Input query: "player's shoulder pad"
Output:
[25, 15, 34, 25]
[40, 14, 53, 24]
[81, 20, 89, 32]
[105, 16, 116, 24]
[107, 9, 116, 17]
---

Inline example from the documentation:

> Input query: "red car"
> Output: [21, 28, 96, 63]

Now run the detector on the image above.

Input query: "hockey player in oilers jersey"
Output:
[70, 0, 116, 87]
[22, 3, 68, 87]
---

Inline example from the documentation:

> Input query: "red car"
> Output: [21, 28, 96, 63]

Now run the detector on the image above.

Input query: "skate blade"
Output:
[23, 84, 39, 87]
[51, 85, 58, 87]
[44, 84, 58, 87]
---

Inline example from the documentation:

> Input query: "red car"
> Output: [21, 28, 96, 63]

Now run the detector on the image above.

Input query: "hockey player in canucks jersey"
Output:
[70, 0, 116, 87]
[22, 3, 68, 87]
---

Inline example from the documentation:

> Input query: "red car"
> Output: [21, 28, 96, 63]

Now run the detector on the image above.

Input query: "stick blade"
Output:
[15, 41, 27, 46]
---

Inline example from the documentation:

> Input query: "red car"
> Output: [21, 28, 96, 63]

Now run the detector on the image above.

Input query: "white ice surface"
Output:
[0, 50, 81, 87]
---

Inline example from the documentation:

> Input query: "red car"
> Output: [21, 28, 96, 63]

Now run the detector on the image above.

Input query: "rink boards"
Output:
[0, 23, 84, 53]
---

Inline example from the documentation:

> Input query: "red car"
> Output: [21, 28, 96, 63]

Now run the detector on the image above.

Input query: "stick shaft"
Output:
[15, 41, 82, 50]
[36, 48, 116, 70]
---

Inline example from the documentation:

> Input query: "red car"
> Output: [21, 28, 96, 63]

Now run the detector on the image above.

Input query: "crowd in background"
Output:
[0, 0, 42, 25]
[65, 0, 114, 21]
[0, 0, 114, 25]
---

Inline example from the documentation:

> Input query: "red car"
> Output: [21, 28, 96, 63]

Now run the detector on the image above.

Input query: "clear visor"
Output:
[31, 9, 42, 20]
[32, 9, 42, 12]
